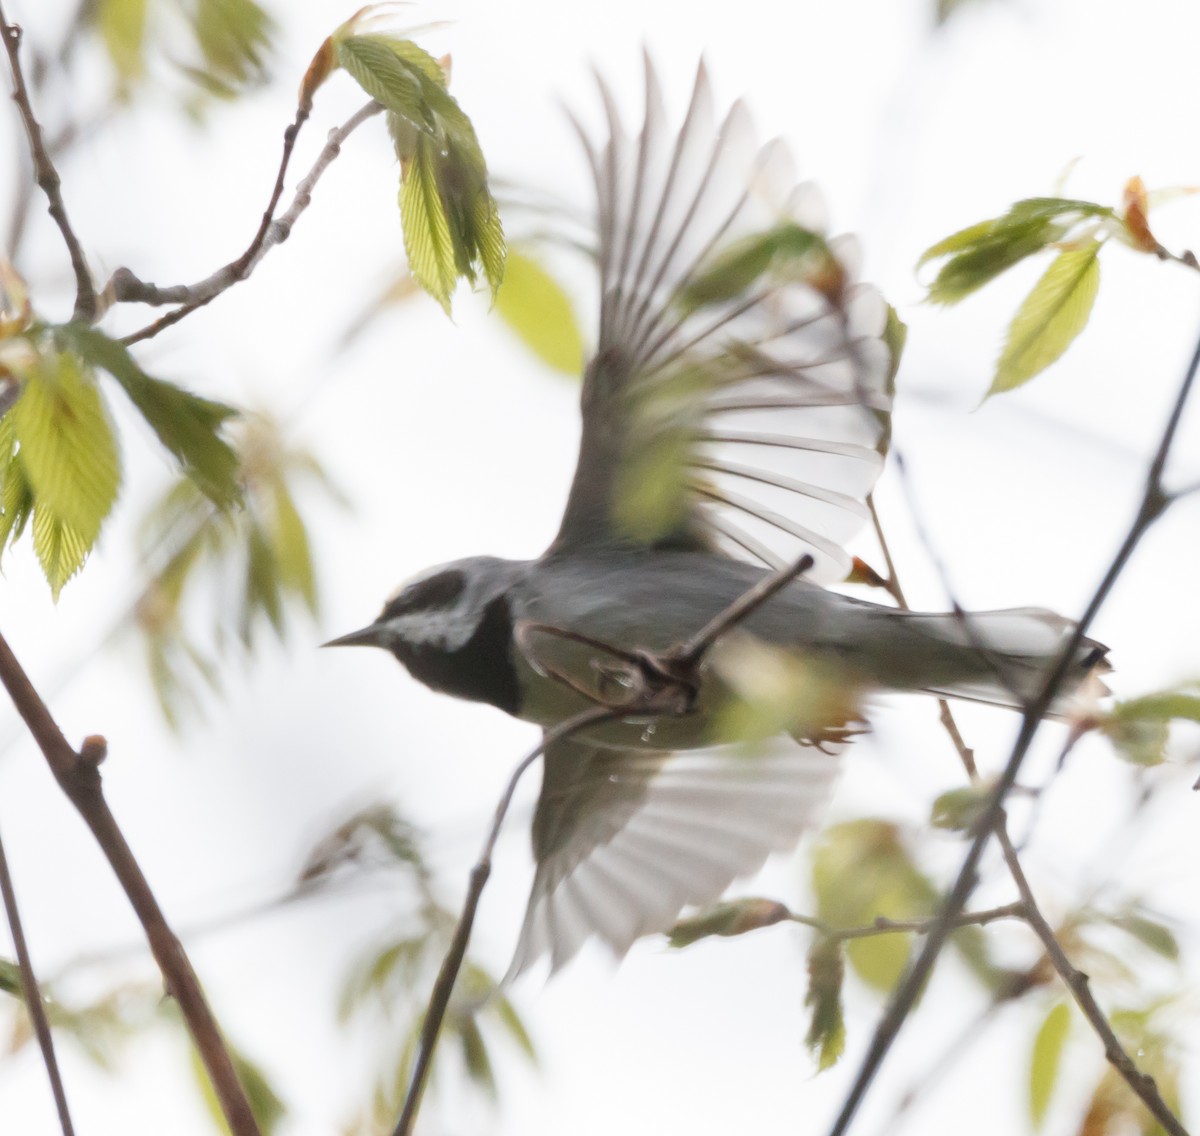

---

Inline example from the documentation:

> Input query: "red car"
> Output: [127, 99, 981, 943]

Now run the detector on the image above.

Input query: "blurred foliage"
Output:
[133, 411, 344, 726]
[919, 181, 1199, 395]
[190, 1038, 287, 1135]
[804, 936, 846, 1071]
[493, 248, 584, 375]
[1098, 682, 1200, 767]
[300, 803, 535, 1133]
[92, 0, 274, 104]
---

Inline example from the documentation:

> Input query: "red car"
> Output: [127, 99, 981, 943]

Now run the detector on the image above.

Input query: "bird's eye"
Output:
[380, 569, 467, 620]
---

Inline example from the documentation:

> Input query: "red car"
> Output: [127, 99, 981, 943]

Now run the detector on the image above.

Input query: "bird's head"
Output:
[324, 556, 526, 659]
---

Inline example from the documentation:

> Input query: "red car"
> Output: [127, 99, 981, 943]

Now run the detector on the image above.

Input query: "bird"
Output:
[327, 57, 1108, 978]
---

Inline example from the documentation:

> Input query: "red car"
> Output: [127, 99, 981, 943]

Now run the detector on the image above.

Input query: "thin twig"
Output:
[676, 552, 815, 664]
[0, 5, 95, 320]
[116, 101, 384, 345]
[996, 825, 1187, 1136]
[0, 629, 261, 1136]
[0, 825, 75, 1136]
[867, 495, 978, 778]
[392, 705, 622, 1136]
[789, 901, 1025, 942]
[828, 326, 1200, 1136]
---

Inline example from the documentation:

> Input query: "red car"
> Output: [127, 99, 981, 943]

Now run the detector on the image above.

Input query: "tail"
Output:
[876, 607, 1110, 713]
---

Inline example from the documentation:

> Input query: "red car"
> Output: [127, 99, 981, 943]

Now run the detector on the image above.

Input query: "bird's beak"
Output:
[321, 624, 388, 649]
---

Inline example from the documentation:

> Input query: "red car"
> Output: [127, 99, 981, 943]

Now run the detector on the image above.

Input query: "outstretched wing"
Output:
[545, 57, 895, 583]
[505, 734, 840, 980]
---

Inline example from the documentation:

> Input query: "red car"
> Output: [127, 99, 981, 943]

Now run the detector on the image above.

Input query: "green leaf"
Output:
[680, 223, 830, 310]
[669, 898, 791, 948]
[920, 198, 1113, 306]
[190, 0, 273, 90]
[457, 1016, 497, 1098]
[31, 505, 92, 599]
[930, 781, 995, 832]
[990, 240, 1102, 396]
[96, 0, 148, 82]
[63, 325, 241, 506]
[12, 351, 121, 541]
[399, 133, 459, 313]
[495, 249, 583, 375]
[0, 414, 33, 552]
[804, 937, 846, 1071]
[1109, 913, 1180, 961]
[334, 34, 504, 310]
[1111, 689, 1200, 724]
[1029, 1001, 1070, 1128]
[268, 477, 316, 611]
[190, 1042, 287, 1135]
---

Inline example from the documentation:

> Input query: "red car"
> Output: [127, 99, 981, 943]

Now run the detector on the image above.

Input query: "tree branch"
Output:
[995, 825, 1186, 1135]
[0, 825, 75, 1136]
[0, 4, 95, 321]
[0, 629, 261, 1136]
[392, 705, 622, 1136]
[829, 325, 1200, 1136]
[114, 100, 384, 346]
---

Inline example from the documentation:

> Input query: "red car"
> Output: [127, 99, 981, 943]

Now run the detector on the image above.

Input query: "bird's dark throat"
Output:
[393, 595, 520, 715]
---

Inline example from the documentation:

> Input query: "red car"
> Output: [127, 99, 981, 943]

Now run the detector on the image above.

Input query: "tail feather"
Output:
[902, 607, 1109, 712]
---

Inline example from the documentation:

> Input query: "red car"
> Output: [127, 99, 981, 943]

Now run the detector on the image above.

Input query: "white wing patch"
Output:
[580, 56, 894, 581]
[506, 739, 842, 980]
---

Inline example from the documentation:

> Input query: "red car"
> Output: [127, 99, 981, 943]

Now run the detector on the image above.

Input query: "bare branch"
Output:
[0, 5, 95, 321]
[829, 325, 1200, 1136]
[0, 826, 75, 1136]
[392, 705, 622, 1136]
[995, 825, 1186, 1135]
[0, 629, 262, 1136]
[114, 101, 385, 346]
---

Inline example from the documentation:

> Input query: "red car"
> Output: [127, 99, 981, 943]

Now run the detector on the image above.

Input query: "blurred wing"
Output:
[547, 56, 895, 583]
[505, 734, 840, 980]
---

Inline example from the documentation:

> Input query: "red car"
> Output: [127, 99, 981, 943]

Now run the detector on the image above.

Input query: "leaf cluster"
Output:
[327, 21, 505, 313]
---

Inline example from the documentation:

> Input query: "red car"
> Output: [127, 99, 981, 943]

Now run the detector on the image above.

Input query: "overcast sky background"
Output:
[2, 0, 1199, 1133]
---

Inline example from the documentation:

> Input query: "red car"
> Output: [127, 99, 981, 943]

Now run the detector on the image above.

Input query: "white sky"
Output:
[1, 0, 1199, 1133]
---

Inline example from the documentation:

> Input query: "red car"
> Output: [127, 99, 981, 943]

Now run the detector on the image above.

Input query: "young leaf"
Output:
[31, 505, 92, 599]
[96, 0, 148, 83]
[399, 134, 459, 313]
[494, 249, 584, 375]
[12, 351, 121, 542]
[679, 223, 830, 310]
[990, 239, 1102, 396]
[668, 898, 791, 948]
[1029, 1001, 1071, 1128]
[62, 325, 241, 506]
[919, 198, 1113, 305]
[190, 0, 273, 90]
[804, 937, 846, 1071]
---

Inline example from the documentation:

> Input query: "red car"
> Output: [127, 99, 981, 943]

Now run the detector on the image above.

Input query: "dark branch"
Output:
[115, 100, 384, 346]
[0, 826, 75, 1136]
[0, 5, 95, 321]
[392, 705, 622, 1136]
[828, 326, 1200, 1136]
[0, 629, 262, 1136]
[996, 825, 1187, 1136]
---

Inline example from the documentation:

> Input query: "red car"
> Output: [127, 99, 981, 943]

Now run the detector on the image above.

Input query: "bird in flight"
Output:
[328, 57, 1107, 978]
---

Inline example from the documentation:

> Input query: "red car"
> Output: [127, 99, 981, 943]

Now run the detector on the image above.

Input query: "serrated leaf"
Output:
[31, 505, 91, 599]
[0, 417, 33, 552]
[1030, 1001, 1070, 1128]
[334, 34, 504, 309]
[495, 249, 583, 375]
[399, 134, 459, 313]
[991, 240, 1102, 396]
[62, 325, 241, 507]
[12, 352, 121, 541]
[805, 937, 846, 1071]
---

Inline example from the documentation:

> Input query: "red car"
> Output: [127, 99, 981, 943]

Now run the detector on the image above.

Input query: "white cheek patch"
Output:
[391, 607, 476, 653]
